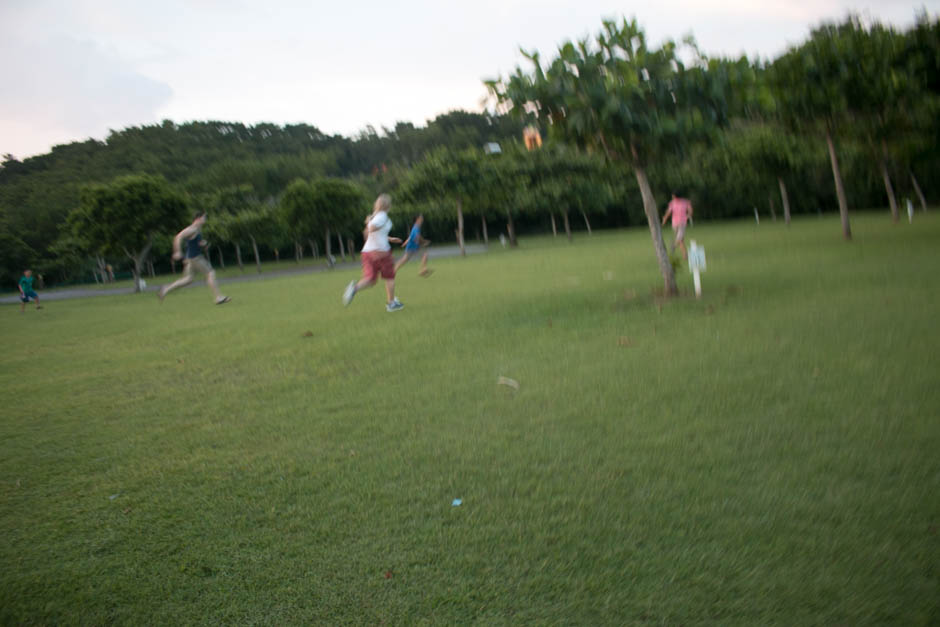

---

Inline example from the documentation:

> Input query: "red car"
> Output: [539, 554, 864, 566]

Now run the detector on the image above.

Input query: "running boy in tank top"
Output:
[158, 212, 231, 304]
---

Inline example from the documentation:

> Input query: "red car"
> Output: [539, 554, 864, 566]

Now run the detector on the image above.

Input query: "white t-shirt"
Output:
[361, 211, 392, 253]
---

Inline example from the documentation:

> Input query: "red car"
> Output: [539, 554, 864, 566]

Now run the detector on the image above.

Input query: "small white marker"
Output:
[688, 240, 706, 299]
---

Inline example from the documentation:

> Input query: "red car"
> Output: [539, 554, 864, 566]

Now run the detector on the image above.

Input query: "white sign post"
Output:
[688, 240, 706, 299]
[907, 198, 914, 224]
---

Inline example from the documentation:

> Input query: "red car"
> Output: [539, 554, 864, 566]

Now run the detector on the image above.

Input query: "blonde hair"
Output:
[374, 193, 391, 213]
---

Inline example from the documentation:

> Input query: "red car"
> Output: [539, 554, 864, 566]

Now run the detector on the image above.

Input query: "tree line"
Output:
[1, 13, 937, 291]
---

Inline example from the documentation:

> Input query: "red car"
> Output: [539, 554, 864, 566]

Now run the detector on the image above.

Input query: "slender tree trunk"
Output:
[338, 232, 346, 260]
[505, 209, 517, 247]
[313, 240, 319, 259]
[880, 141, 899, 223]
[456, 197, 466, 256]
[581, 209, 593, 235]
[250, 236, 261, 273]
[768, 192, 777, 221]
[274, 248, 279, 263]
[825, 130, 852, 240]
[550, 213, 557, 237]
[132, 259, 142, 292]
[148, 259, 156, 277]
[910, 171, 927, 212]
[235, 243, 244, 271]
[295, 241, 302, 262]
[96, 256, 106, 283]
[563, 210, 572, 242]
[347, 238, 355, 260]
[634, 164, 677, 296]
[126, 239, 153, 293]
[481, 215, 489, 245]
[324, 228, 333, 267]
[778, 176, 791, 226]
[881, 159, 899, 223]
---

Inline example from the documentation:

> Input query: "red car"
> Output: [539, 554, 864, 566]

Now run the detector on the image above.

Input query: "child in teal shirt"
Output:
[18, 269, 41, 312]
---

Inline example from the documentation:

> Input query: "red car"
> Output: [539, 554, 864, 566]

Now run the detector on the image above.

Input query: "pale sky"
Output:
[1, 0, 935, 159]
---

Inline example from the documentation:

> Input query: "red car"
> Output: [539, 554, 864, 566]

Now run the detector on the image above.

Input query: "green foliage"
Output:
[0, 213, 35, 288]
[309, 178, 368, 236]
[70, 174, 187, 261]
[280, 177, 365, 247]
[508, 143, 613, 219]
[279, 179, 319, 242]
[487, 17, 733, 166]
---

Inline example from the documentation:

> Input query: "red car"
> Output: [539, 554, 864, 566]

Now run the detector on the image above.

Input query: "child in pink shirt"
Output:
[661, 193, 693, 260]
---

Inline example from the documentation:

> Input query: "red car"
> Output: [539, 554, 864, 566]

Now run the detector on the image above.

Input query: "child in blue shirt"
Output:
[394, 214, 432, 276]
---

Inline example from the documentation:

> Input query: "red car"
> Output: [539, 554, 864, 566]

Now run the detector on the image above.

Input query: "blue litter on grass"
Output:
[452, 499, 462, 507]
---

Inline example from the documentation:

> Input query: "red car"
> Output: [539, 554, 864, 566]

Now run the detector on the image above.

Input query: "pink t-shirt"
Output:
[668, 198, 691, 227]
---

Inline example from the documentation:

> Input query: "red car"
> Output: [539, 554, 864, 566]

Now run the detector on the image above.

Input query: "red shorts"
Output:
[361, 251, 395, 281]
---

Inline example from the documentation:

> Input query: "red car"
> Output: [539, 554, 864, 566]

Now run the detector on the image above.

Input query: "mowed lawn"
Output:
[1, 214, 938, 625]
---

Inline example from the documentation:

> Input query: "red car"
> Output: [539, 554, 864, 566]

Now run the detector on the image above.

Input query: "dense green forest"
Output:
[2, 14, 938, 289]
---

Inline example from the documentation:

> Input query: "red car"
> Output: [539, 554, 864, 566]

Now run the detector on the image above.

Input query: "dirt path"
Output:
[1, 244, 487, 304]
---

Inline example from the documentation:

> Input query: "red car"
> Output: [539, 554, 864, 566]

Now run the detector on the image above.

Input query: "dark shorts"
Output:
[21, 290, 38, 303]
[361, 251, 395, 281]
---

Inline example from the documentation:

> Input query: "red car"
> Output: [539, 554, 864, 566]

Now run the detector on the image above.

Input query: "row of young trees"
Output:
[61, 174, 373, 292]
[0, 111, 526, 288]
[484, 14, 940, 294]
[2, 14, 938, 291]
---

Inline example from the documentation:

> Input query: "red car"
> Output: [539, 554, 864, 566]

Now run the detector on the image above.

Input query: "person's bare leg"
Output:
[394, 252, 411, 273]
[384, 278, 395, 304]
[355, 277, 377, 292]
[161, 263, 194, 297]
[206, 270, 225, 301]
[678, 239, 687, 260]
[34, 295, 41, 309]
[20, 300, 25, 313]
[419, 252, 431, 276]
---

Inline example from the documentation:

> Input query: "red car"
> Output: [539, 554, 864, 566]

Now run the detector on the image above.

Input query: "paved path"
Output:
[1, 244, 487, 304]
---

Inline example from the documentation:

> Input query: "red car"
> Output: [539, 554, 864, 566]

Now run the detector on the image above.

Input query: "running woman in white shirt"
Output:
[342, 194, 404, 312]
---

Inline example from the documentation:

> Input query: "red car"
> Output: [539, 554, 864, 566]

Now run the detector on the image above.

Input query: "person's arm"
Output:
[389, 236, 403, 244]
[661, 206, 672, 226]
[18, 279, 24, 296]
[173, 224, 198, 260]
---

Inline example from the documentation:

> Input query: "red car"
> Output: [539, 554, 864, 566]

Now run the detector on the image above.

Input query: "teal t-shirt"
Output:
[19, 276, 34, 293]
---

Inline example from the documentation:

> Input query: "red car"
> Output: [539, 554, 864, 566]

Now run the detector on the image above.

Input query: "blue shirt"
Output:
[406, 224, 421, 251]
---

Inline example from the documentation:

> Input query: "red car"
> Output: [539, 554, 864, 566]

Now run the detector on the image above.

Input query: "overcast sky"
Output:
[1, 0, 935, 159]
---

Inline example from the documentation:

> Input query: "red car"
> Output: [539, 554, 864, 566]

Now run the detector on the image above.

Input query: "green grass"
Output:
[27, 256, 340, 294]
[2, 214, 938, 624]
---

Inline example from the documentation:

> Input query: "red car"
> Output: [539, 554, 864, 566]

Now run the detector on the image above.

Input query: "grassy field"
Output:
[1, 214, 938, 624]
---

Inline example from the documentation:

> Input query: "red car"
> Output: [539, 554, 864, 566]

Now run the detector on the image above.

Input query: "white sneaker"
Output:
[342, 281, 356, 306]
[386, 298, 404, 312]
